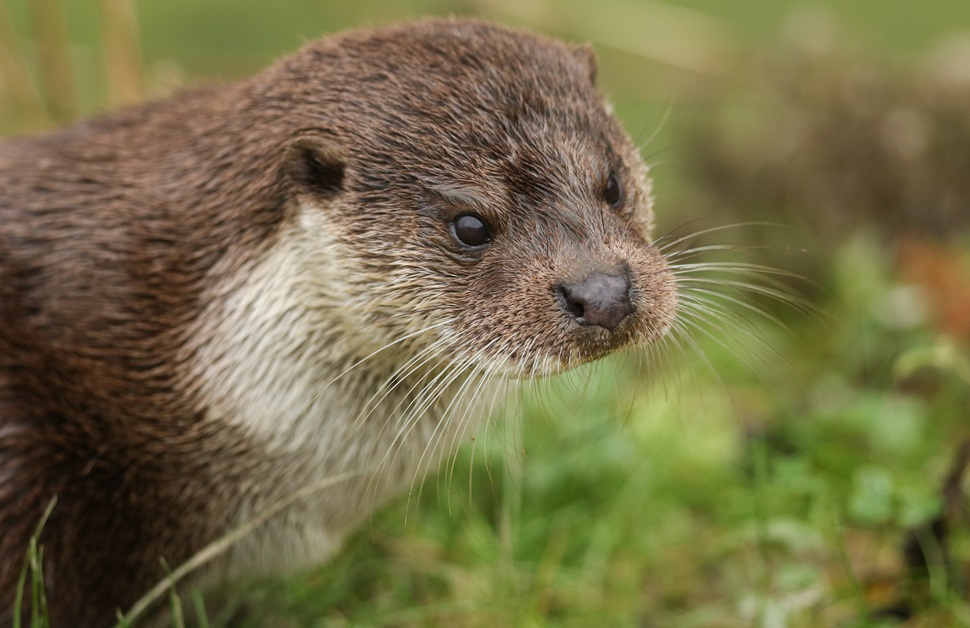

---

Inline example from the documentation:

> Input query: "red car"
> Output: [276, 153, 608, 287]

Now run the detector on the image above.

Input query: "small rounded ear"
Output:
[570, 43, 598, 86]
[284, 136, 346, 199]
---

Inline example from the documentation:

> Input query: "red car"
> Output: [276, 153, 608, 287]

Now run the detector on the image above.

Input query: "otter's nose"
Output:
[557, 270, 634, 331]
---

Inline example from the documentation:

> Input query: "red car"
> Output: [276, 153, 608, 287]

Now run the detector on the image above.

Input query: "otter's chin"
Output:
[490, 335, 644, 380]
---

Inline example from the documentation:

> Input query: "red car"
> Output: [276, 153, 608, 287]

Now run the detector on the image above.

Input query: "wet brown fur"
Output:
[0, 18, 676, 626]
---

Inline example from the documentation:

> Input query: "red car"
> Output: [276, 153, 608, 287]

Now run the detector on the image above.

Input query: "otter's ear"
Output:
[284, 136, 346, 199]
[571, 43, 598, 86]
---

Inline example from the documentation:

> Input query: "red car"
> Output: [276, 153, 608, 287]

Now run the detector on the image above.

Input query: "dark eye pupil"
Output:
[453, 214, 490, 247]
[604, 172, 622, 207]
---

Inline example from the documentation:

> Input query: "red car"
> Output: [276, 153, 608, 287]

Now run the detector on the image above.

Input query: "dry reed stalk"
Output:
[0, 1, 47, 129]
[98, 0, 144, 106]
[27, 0, 75, 122]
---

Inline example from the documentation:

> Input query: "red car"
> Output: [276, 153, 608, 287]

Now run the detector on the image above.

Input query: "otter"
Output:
[0, 17, 677, 626]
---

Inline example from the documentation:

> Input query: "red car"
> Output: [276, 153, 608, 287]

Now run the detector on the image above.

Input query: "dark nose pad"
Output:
[557, 270, 634, 331]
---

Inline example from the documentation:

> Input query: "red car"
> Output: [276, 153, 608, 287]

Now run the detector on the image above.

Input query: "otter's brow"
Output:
[425, 183, 500, 214]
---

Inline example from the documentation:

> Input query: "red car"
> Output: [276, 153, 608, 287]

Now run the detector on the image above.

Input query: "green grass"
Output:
[4, 1, 970, 625]
[13, 499, 55, 628]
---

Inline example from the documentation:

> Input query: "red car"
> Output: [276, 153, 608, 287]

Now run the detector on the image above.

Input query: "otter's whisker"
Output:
[675, 301, 778, 371]
[443, 364, 502, 491]
[327, 319, 453, 387]
[403, 342, 503, 493]
[655, 221, 787, 254]
[362, 357, 465, 505]
[351, 336, 454, 436]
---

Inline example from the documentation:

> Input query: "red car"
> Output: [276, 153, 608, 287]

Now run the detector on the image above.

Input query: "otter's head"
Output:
[281, 19, 677, 379]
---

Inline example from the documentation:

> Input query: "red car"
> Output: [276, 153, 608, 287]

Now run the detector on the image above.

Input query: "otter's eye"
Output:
[452, 213, 491, 248]
[604, 172, 622, 207]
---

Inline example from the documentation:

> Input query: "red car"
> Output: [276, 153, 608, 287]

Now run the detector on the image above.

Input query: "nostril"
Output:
[557, 270, 634, 331]
[559, 285, 586, 320]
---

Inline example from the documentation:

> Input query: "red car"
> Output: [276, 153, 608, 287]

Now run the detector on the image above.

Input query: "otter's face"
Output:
[425, 160, 676, 377]
[418, 135, 676, 377]
[285, 22, 677, 379]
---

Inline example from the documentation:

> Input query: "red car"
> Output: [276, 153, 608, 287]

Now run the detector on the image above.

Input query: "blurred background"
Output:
[3, 1, 970, 625]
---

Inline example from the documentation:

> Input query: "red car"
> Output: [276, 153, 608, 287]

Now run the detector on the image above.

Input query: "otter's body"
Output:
[0, 18, 676, 625]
